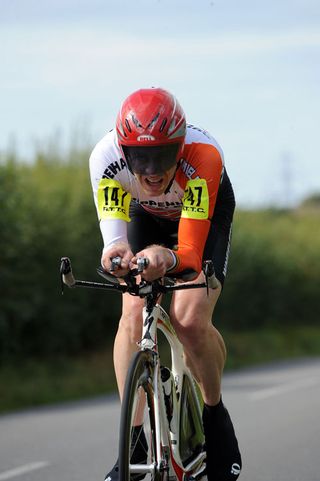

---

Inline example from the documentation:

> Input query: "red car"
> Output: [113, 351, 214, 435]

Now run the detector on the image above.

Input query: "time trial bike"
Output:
[60, 256, 218, 481]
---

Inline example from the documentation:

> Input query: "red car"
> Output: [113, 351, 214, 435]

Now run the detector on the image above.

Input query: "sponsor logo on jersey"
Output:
[102, 158, 127, 179]
[181, 159, 197, 179]
[140, 200, 182, 209]
[132, 197, 182, 209]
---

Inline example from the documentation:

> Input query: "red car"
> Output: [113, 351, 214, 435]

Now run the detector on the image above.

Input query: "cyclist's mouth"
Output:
[145, 176, 163, 186]
[142, 175, 165, 193]
[134, 165, 177, 195]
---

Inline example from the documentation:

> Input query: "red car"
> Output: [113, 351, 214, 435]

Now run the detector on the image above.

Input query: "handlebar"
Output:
[110, 256, 149, 274]
[60, 256, 219, 298]
[60, 257, 76, 287]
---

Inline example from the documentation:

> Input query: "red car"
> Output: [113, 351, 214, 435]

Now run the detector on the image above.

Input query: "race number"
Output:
[181, 179, 209, 220]
[97, 179, 131, 222]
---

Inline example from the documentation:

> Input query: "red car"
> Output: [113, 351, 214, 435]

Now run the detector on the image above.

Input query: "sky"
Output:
[1, 0, 320, 207]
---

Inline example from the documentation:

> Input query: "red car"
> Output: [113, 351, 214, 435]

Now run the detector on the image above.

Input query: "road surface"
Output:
[1, 358, 320, 481]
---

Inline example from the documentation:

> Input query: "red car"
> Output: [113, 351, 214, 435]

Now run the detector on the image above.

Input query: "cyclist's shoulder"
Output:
[184, 124, 224, 162]
[179, 125, 224, 181]
[89, 129, 130, 181]
[185, 124, 221, 146]
[90, 129, 119, 160]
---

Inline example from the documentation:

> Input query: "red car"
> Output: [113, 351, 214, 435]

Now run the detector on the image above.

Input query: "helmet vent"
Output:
[147, 112, 160, 130]
[119, 123, 127, 137]
[168, 118, 176, 135]
[131, 115, 143, 129]
[125, 119, 132, 133]
[159, 118, 167, 132]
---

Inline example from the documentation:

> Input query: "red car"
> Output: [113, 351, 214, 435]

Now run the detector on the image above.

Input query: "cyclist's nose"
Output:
[142, 165, 162, 176]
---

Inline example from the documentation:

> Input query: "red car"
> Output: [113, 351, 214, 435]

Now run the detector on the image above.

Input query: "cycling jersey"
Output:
[89, 124, 227, 275]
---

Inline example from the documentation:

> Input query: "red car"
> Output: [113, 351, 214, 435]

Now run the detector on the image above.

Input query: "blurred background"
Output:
[1, 0, 319, 412]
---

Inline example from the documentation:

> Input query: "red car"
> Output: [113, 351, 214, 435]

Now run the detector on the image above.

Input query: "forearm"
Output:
[171, 218, 210, 276]
[100, 218, 128, 250]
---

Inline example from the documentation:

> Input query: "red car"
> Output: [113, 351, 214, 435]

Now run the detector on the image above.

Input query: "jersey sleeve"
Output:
[89, 137, 131, 249]
[171, 143, 224, 276]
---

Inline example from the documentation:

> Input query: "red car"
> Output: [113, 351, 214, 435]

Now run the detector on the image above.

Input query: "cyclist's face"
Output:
[134, 164, 177, 196]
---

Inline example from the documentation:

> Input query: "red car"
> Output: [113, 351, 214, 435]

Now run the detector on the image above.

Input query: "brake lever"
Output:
[60, 257, 76, 293]
[202, 260, 218, 295]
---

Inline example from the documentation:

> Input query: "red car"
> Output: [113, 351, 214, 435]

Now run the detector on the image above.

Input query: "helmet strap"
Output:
[164, 160, 181, 194]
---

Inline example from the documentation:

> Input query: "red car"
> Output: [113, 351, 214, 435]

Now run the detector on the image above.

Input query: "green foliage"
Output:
[0, 148, 121, 362]
[1, 148, 320, 364]
[217, 209, 320, 329]
[299, 192, 320, 209]
[0, 348, 116, 412]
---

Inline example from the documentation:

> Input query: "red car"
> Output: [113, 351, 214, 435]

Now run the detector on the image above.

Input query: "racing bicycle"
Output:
[60, 256, 218, 481]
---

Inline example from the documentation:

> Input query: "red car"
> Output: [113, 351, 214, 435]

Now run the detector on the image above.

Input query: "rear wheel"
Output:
[118, 350, 162, 481]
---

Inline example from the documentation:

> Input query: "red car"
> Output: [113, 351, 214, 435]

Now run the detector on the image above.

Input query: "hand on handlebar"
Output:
[101, 242, 133, 277]
[102, 243, 175, 281]
[132, 245, 174, 281]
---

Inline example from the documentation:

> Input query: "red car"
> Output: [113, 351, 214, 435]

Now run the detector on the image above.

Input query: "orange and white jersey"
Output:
[90, 124, 225, 274]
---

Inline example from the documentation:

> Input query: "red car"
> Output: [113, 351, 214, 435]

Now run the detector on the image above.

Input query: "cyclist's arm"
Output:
[95, 177, 132, 274]
[170, 144, 224, 277]
[89, 132, 132, 252]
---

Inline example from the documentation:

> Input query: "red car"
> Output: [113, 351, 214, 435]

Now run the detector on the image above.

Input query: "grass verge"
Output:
[1, 326, 320, 413]
[0, 348, 116, 413]
[222, 325, 320, 369]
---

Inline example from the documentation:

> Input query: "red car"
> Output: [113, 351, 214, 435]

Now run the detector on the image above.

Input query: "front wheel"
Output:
[118, 350, 163, 481]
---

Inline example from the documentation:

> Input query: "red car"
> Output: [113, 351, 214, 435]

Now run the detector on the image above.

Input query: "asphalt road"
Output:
[1, 358, 320, 481]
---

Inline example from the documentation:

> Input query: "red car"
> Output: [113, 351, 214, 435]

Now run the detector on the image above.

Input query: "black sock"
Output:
[203, 399, 242, 480]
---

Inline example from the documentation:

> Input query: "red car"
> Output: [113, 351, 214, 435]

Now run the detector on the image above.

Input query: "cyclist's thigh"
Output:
[121, 292, 145, 321]
[119, 294, 146, 341]
[170, 271, 221, 330]
[171, 173, 235, 326]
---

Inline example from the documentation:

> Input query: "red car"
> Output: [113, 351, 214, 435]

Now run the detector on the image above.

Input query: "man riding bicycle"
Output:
[89, 87, 242, 481]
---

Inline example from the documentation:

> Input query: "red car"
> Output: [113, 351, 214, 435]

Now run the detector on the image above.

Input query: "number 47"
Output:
[185, 186, 202, 206]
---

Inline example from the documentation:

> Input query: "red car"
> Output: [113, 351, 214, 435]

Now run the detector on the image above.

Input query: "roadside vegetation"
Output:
[1, 146, 319, 412]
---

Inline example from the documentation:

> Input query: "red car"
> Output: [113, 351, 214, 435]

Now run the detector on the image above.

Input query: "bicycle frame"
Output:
[140, 302, 206, 481]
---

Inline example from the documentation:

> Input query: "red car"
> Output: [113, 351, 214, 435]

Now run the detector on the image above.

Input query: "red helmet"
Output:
[116, 88, 186, 175]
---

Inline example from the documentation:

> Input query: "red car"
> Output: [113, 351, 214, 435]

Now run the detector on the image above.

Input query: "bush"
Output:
[217, 209, 320, 329]
[1, 149, 319, 362]
[0, 150, 121, 362]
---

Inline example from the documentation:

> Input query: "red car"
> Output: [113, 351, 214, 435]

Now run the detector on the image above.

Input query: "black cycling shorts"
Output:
[128, 170, 235, 286]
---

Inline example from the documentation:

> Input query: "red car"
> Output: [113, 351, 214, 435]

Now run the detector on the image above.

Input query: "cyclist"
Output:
[89, 87, 242, 481]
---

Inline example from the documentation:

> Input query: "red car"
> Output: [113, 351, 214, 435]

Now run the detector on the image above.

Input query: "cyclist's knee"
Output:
[119, 298, 144, 342]
[171, 312, 210, 348]
[172, 311, 226, 357]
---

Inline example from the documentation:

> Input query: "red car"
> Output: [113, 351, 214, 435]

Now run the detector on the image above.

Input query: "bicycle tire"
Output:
[118, 349, 163, 481]
[179, 374, 205, 467]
